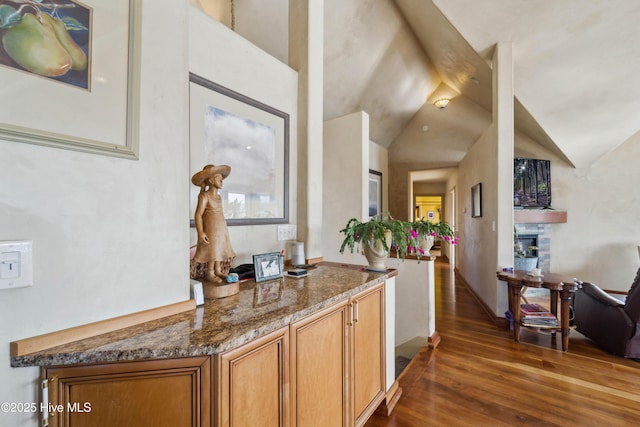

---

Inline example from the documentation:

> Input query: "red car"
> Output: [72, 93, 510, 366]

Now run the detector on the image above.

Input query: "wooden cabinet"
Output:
[42, 356, 211, 427]
[290, 299, 350, 426]
[290, 283, 385, 427]
[39, 283, 386, 427]
[352, 285, 385, 427]
[215, 326, 289, 427]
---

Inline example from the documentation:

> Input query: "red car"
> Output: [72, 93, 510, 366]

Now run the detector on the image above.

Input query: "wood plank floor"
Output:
[366, 259, 640, 426]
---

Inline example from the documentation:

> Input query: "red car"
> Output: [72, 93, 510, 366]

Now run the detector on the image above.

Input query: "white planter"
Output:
[363, 230, 392, 271]
[514, 256, 538, 271]
[418, 234, 435, 253]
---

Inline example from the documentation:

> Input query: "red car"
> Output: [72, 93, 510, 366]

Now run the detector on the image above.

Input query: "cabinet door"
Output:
[352, 284, 385, 426]
[290, 300, 350, 427]
[216, 326, 289, 427]
[43, 356, 211, 427]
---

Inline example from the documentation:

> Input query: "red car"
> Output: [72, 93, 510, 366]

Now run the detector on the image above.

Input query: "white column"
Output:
[494, 42, 515, 312]
[289, 0, 324, 262]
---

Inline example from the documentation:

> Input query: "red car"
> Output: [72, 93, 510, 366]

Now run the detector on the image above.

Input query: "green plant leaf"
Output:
[61, 16, 88, 32]
[0, 5, 21, 29]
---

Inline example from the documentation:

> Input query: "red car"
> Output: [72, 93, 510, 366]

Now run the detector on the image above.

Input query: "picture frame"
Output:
[189, 73, 290, 226]
[253, 252, 284, 283]
[471, 183, 482, 218]
[0, 0, 141, 159]
[253, 280, 282, 306]
[369, 169, 383, 218]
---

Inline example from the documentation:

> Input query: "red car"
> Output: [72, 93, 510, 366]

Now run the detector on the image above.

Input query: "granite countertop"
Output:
[11, 263, 396, 367]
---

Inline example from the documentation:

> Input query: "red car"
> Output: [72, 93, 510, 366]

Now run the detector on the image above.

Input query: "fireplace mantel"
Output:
[514, 209, 567, 224]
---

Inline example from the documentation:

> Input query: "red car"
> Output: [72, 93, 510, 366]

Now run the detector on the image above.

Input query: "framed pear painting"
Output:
[0, 0, 91, 89]
[0, 1, 141, 159]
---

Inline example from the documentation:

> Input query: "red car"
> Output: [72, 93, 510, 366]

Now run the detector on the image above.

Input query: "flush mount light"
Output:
[434, 98, 450, 109]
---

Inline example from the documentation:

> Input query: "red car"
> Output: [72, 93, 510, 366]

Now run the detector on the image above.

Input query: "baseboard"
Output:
[375, 380, 402, 417]
[428, 331, 441, 349]
[455, 268, 509, 329]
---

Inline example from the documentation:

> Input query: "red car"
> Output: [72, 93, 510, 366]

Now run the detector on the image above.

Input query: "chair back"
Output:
[624, 267, 640, 321]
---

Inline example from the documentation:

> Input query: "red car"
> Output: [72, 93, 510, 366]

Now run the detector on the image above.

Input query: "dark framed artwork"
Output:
[253, 252, 284, 283]
[471, 183, 482, 218]
[0, 0, 141, 159]
[189, 73, 290, 226]
[369, 169, 382, 218]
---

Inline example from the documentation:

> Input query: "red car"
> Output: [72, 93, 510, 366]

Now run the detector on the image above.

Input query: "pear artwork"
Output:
[2, 11, 87, 78]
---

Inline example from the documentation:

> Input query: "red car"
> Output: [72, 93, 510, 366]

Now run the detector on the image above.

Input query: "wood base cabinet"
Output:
[290, 283, 385, 427]
[290, 299, 350, 426]
[215, 327, 289, 427]
[352, 284, 385, 427]
[42, 356, 211, 427]
[39, 283, 387, 427]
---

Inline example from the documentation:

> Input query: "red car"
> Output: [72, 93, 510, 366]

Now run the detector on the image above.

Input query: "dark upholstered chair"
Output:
[574, 268, 640, 358]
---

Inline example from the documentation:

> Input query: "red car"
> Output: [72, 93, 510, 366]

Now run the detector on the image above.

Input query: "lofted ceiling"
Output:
[430, 0, 640, 169]
[199, 0, 640, 171]
[325, 0, 640, 170]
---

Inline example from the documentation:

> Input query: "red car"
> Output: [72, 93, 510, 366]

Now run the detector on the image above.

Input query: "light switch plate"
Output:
[277, 225, 297, 241]
[0, 240, 32, 290]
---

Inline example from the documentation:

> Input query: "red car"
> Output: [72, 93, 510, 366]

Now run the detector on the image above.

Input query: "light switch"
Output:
[0, 251, 20, 279]
[0, 240, 32, 290]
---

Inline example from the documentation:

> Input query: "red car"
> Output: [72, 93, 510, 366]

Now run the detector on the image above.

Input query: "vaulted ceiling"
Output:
[324, 0, 640, 170]
[199, 0, 640, 170]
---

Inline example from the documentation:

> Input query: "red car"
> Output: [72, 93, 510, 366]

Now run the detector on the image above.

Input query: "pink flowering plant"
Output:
[412, 218, 458, 245]
[339, 212, 421, 259]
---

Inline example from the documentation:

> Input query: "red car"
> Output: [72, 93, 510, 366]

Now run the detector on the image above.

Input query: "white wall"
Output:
[188, 8, 298, 264]
[0, 5, 299, 425]
[517, 132, 640, 291]
[393, 258, 435, 346]
[0, 2, 189, 425]
[457, 125, 503, 314]
[322, 112, 369, 264]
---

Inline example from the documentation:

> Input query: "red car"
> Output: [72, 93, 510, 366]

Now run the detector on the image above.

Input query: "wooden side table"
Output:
[497, 270, 579, 351]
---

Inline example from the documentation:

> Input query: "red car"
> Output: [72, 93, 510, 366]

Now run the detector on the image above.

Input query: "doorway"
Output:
[414, 195, 443, 222]
[414, 195, 444, 256]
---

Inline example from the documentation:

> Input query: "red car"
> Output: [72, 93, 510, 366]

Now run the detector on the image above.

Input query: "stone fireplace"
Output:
[515, 223, 551, 272]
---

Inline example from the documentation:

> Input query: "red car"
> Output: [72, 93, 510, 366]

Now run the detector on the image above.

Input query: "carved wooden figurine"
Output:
[191, 164, 239, 298]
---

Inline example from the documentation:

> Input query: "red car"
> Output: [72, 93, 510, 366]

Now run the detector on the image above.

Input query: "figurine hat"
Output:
[191, 164, 231, 186]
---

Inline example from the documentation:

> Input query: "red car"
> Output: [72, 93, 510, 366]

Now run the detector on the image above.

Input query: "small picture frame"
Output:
[471, 183, 482, 218]
[253, 252, 284, 282]
[254, 280, 282, 306]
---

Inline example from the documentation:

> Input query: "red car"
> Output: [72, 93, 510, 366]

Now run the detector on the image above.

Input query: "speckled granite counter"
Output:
[11, 263, 396, 367]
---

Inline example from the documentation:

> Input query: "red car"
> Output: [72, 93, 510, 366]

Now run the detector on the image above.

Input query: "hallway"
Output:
[366, 259, 640, 426]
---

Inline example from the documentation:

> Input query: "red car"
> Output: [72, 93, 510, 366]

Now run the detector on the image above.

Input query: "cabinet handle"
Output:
[354, 301, 359, 323]
[347, 303, 354, 326]
[41, 377, 55, 426]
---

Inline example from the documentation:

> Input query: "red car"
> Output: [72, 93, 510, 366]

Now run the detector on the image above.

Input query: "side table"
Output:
[497, 270, 579, 351]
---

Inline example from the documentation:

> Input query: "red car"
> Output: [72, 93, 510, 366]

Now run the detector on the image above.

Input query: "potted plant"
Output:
[339, 212, 419, 270]
[412, 218, 457, 251]
[514, 227, 538, 271]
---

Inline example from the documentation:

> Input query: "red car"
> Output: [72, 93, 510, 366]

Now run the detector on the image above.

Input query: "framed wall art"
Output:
[0, 0, 141, 159]
[368, 169, 382, 218]
[189, 73, 290, 226]
[253, 252, 284, 283]
[471, 183, 482, 218]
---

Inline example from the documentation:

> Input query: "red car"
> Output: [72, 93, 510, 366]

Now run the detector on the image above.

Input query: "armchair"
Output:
[573, 268, 640, 358]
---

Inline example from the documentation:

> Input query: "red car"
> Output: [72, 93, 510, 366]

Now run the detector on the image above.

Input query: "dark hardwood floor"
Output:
[366, 258, 640, 426]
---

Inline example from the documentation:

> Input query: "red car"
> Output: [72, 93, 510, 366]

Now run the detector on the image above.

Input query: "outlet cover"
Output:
[0, 240, 33, 290]
[277, 225, 297, 241]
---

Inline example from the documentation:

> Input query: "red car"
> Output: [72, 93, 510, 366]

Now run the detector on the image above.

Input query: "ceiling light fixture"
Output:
[434, 98, 450, 109]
